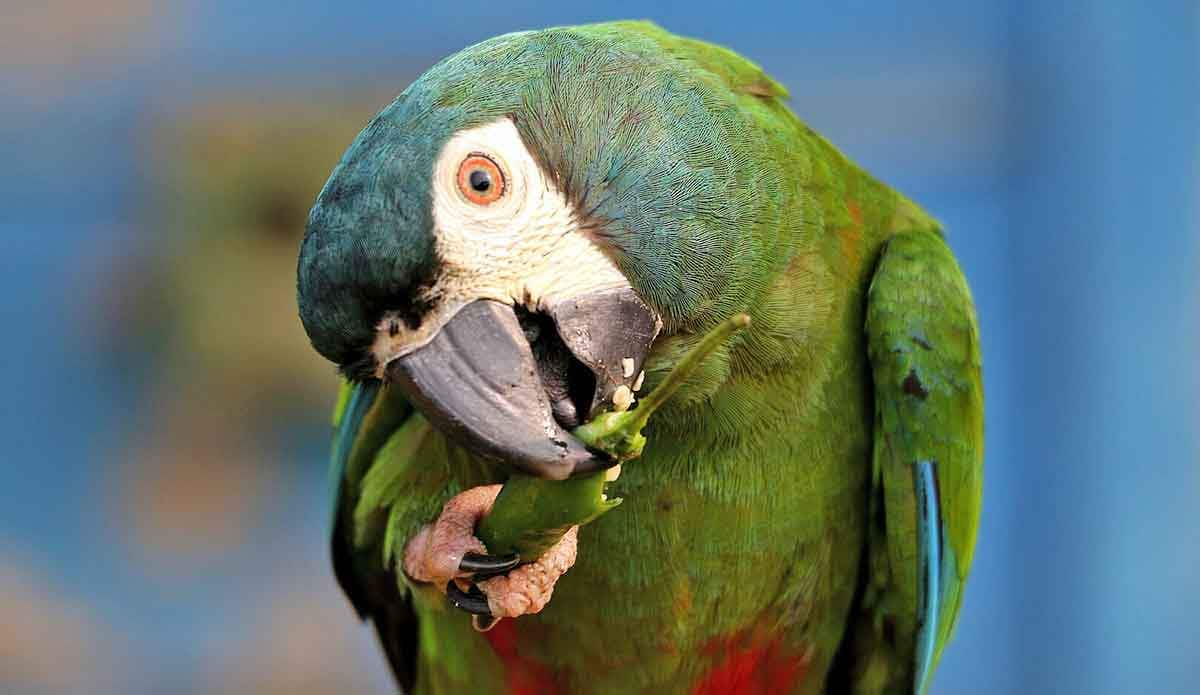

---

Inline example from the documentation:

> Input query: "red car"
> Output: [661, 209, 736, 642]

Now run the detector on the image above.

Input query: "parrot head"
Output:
[298, 23, 766, 479]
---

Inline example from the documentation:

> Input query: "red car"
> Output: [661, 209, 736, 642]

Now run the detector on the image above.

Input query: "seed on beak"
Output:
[632, 370, 645, 392]
[612, 385, 634, 412]
[621, 357, 635, 378]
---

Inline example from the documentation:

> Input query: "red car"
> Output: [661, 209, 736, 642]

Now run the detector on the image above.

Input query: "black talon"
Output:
[459, 552, 520, 578]
[447, 581, 492, 616]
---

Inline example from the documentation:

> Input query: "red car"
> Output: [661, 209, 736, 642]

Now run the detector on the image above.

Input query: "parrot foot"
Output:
[402, 486, 578, 628]
[474, 525, 578, 622]
[402, 484, 507, 585]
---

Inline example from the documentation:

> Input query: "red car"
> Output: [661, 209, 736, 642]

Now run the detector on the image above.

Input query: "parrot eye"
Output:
[456, 154, 505, 205]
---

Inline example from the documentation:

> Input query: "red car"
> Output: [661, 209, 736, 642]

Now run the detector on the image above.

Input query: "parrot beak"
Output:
[385, 289, 660, 479]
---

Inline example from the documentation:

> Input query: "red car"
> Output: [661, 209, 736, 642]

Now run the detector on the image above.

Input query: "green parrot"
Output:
[297, 20, 983, 695]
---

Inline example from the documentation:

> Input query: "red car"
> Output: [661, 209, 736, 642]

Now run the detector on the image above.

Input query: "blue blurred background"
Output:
[2, 2, 1196, 693]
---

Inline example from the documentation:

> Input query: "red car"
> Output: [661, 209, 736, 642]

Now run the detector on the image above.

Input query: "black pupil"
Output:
[469, 169, 492, 193]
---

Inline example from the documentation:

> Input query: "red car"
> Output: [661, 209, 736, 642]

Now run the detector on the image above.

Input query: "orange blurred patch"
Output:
[0, 555, 126, 691]
[206, 581, 387, 694]
[113, 403, 270, 570]
[4, 0, 178, 107]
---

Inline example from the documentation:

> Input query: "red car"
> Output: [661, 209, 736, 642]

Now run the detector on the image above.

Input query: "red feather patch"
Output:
[483, 619, 562, 695]
[693, 629, 813, 695]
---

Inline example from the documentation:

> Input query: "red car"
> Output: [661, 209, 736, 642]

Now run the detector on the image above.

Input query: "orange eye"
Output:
[456, 154, 505, 205]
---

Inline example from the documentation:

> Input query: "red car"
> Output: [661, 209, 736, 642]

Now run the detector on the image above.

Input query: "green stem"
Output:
[476, 313, 751, 560]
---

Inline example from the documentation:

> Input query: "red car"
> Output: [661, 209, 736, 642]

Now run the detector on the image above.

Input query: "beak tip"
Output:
[516, 437, 610, 479]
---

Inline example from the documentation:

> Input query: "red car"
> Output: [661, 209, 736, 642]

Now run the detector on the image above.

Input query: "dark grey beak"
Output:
[386, 290, 660, 480]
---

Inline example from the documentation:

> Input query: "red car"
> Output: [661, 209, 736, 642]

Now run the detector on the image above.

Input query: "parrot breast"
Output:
[480, 619, 814, 695]
[482, 620, 562, 695]
[692, 628, 814, 695]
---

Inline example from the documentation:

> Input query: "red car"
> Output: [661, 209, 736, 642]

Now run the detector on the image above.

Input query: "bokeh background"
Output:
[2, 2, 1196, 693]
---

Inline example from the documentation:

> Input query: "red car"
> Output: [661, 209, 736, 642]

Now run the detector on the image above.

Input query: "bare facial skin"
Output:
[371, 118, 629, 373]
[402, 485, 579, 624]
[394, 119, 631, 627]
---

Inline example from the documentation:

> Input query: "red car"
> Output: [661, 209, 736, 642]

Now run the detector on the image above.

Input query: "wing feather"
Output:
[857, 229, 984, 693]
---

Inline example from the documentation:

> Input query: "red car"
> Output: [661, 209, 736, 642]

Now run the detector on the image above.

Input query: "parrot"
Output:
[296, 20, 983, 695]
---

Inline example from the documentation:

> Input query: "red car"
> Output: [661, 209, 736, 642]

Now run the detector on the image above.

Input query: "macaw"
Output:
[297, 20, 983, 695]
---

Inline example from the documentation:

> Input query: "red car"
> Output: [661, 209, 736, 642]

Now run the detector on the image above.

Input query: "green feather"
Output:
[840, 228, 984, 693]
[477, 313, 751, 560]
[314, 21, 984, 695]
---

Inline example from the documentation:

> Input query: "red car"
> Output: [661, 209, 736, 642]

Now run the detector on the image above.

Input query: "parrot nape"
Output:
[297, 20, 983, 695]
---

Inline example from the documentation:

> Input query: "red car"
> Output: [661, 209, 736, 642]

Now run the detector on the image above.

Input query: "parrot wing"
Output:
[850, 229, 984, 693]
[329, 379, 428, 692]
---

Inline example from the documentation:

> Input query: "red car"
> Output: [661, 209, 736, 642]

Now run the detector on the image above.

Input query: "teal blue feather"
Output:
[329, 380, 380, 530]
[913, 460, 942, 694]
[298, 22, 795, 370]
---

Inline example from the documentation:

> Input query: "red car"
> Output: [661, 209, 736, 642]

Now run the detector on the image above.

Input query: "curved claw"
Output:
[447, 581, 491, 616]
[459, 552, 520, 578]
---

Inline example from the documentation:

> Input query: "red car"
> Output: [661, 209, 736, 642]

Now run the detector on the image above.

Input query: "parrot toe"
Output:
[474, 525, 579, 620]
[401, 485, 504, 586]
[403, 486, 578, 627]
